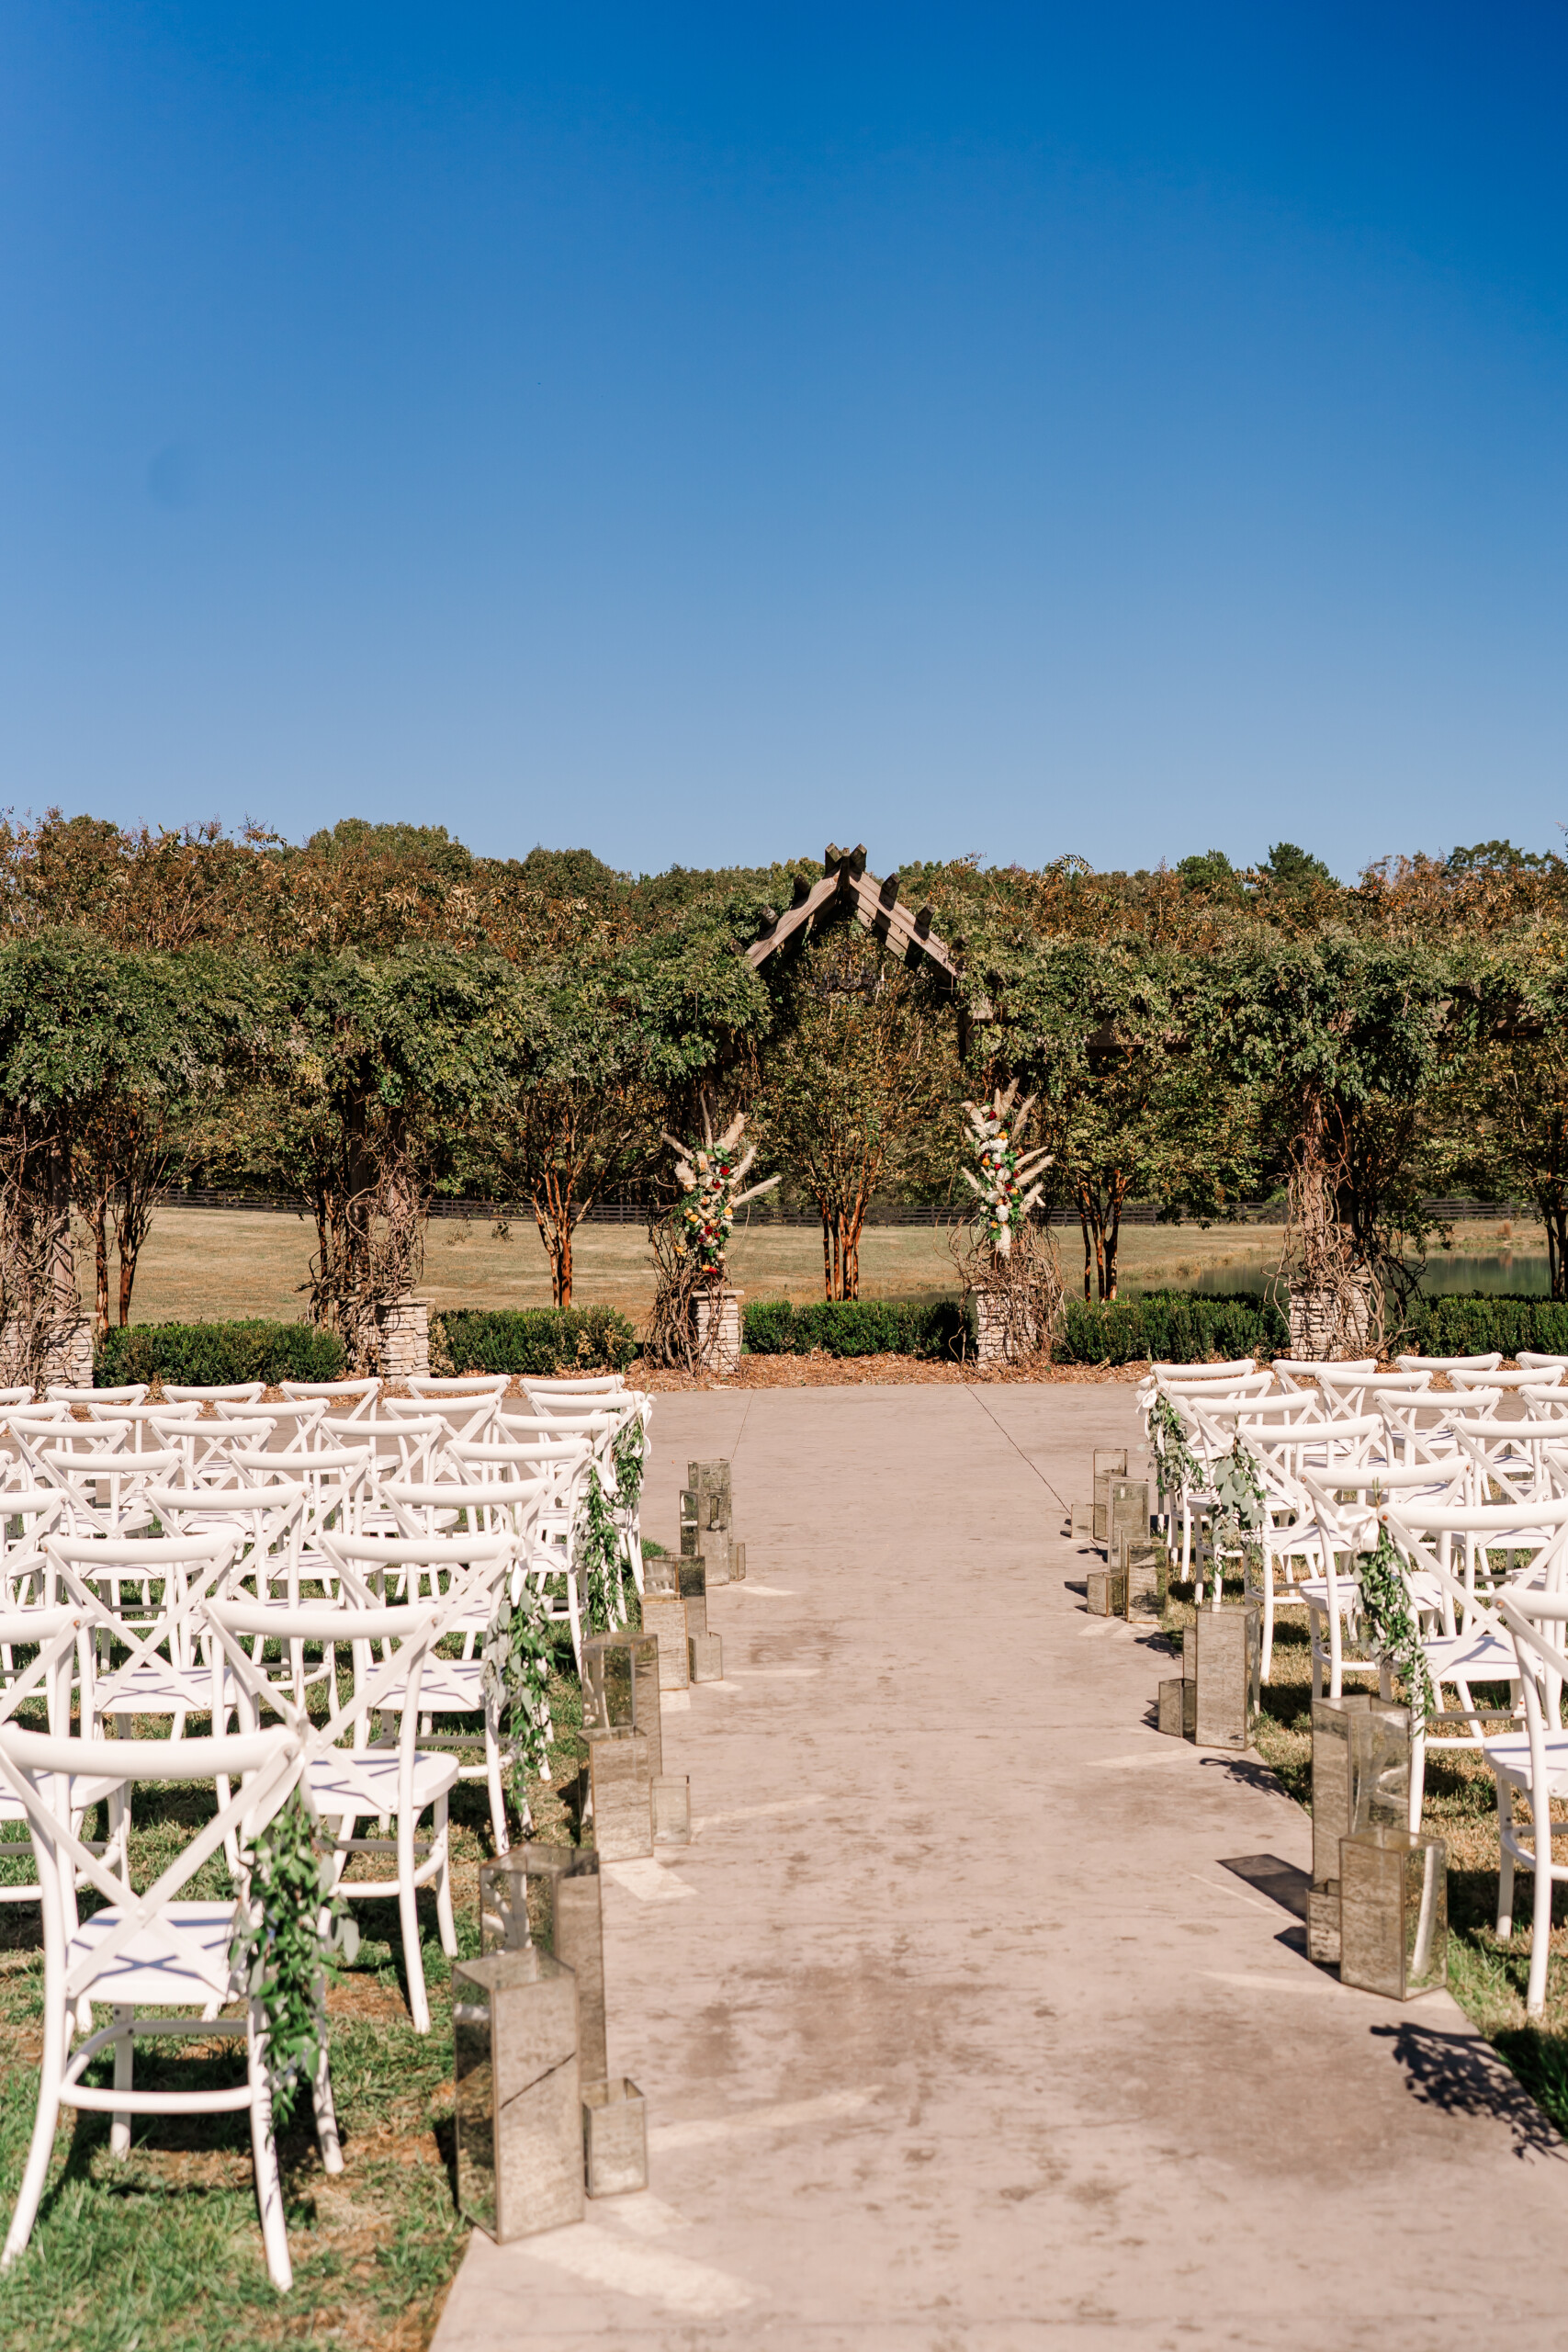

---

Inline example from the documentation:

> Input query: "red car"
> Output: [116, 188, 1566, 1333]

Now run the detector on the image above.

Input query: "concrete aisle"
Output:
[433, 1385, 1566, 2352]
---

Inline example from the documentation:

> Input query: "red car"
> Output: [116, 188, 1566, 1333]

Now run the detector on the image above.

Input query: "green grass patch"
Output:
[0, 1630, 599, 2351]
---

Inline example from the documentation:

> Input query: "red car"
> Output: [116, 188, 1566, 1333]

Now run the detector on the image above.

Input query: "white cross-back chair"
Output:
[0, 1718, 336, 2290]
[50, 1532, 241, 1742]
[321, 1529, 519, 1852]
[34, 1444, 186, 1543]
[209, 1575, 494, 2035]
[1367, 1500, 1568, 1829]
[451, 1435, 595, 1666]
[0, 1607, 94, 1909]
[78, 1401, 201, 1452]
[1488, 1589, 1568, 2014]
[1291, 1461, 1470, 1700]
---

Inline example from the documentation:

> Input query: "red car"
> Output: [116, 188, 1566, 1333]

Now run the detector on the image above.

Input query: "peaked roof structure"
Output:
[745, 843, 960, 984]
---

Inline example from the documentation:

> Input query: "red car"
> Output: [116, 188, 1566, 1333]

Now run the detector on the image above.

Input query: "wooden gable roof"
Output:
[744, 844, 960, 983]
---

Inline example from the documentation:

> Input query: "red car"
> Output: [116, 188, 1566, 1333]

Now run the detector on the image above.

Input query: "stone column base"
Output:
[374, 1296, 430, 1380]
[0, 1316, 94, 1393]
[1286, 1280, 1371, 1362]
[974, 1284, 1040, 1366]
[693, 1287, 742, 1377]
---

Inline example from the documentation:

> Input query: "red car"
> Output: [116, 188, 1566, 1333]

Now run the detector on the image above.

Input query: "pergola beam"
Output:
[745, 845, 958, 982]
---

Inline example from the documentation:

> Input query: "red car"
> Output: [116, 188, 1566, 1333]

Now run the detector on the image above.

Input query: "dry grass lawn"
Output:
[83, 1206, 1550, 1334]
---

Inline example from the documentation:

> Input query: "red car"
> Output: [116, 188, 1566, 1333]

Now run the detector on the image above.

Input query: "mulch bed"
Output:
[637, 1352, 1147, 1391]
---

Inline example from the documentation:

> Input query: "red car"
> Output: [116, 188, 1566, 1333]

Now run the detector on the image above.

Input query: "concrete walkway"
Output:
[433, 1384, 1567, 2351]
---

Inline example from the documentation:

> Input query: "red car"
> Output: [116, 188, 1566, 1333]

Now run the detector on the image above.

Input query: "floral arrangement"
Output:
[959, 1084, 1053, 1258]
[663, 1107, 780, 1283]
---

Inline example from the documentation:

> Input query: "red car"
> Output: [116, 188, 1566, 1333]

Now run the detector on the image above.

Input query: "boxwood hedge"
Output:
[741, 1298, 967, 1359]
[434, 1306, 637, 1376]
[96, 1319, 345, 1388]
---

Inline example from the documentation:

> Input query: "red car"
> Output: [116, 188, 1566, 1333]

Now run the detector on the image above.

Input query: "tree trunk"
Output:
[532, 1174, 574, 1307]
[1546, 1197, 1568, 1302]
[49, 1134, 75, 1320]
[94, 1210, 110, 1340]
[1104, 1190, 1124, 1301]
[1077, 1206, 1093, 1301]
[841, 1185, 869, 1302]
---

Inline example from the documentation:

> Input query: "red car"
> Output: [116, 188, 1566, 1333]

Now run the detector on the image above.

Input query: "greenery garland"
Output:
[229, 1791, 357, 2132]
[1212, 1435, 1267, 1556]
[480, 1578, 555, 1833]
[1148, 1393, 1201, 1495]
[574, 1465, 621, 1633]
[1355, 1515, 1435, 1724]
[612, 1418, 647, 1518]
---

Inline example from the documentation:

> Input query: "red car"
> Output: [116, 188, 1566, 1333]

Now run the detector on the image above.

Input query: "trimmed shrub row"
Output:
[96, 1319, 345, 1388]
[434, 1306, 638, 1376]
[742, 1298, 967, 1359]
[1056, 1288, 1568, 1366]
[1402, 1294, 1568, 1359]
[1055, 1291, 1290, 1367]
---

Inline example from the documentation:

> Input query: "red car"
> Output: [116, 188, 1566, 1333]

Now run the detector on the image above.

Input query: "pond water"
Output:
[1129, 1254, 1556, 1300]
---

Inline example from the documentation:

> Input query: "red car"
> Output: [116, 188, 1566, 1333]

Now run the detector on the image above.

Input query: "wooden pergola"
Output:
[745, 843, 960, 984]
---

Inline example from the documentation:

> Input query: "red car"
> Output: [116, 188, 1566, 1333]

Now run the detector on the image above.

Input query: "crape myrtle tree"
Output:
[0, 931, 249, 1366]
[1206, 933, 1453, 1347]
[219, 947, 525, 1368]
[479, 912, 769, 1307]
[756, 920, 962, 1302]
[1438, 938, 1568, 1297]
[965, 937, 1258, 1301]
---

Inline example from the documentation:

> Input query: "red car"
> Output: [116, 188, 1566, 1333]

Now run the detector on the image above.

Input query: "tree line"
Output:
[1, 812, 1564, 1366]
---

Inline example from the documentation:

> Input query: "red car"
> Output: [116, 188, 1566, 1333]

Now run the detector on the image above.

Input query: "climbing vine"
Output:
[480, 1578, 555, 1832]
[229, 1790, 358, 2131]
[1356, 1515, 1435, 1723]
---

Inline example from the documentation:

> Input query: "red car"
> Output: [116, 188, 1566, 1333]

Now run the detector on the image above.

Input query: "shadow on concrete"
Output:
[1195, 1754, 1288, 1801]
[1218, 1853, 1310, 1919]
[1371, 2022, 1567, 2161]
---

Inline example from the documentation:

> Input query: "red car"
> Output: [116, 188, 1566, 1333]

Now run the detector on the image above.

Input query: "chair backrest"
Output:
[1450, 1365, 1554, 1391]
[1519, 1354, 1568, 1372]
[1395, 1352, 1503, 1374]
[207, 1592, 468, 1773]
[162, 1382, 268, 1404]
[0, 1606, 87, 1734]
[1271, 1358, 1376, 1392]
[497, 1408, 618, 1444]
[279, 1377, 381, 1419]
[408, 1374, 509, 1398]
[45, 1384, 148, 1406]
[1496, 1590, 1568, 1745]
[0, 1720, 299, 2001]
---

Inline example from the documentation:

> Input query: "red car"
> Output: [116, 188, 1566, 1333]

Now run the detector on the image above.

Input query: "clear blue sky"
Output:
[3, 4, 1565, 880]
